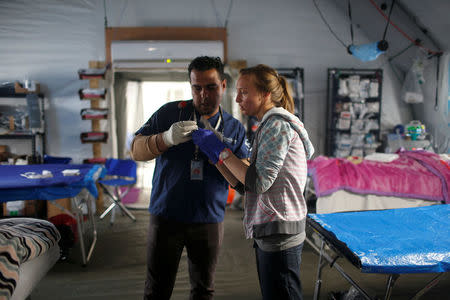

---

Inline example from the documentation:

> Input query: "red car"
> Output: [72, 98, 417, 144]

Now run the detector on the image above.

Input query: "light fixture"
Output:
[347, 0, 395, 62]
[314, 0, 403, 63]
[348, 40, 389, 62]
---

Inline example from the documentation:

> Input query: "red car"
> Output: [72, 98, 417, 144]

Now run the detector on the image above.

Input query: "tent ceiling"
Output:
[402, 0, 450, 50]
[331, 0, 449, 73]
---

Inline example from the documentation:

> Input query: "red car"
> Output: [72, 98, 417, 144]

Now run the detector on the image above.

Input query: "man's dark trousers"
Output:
[144, 214, 223, 300]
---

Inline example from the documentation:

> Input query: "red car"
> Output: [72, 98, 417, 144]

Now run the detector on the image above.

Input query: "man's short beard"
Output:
[196, 103, 218, 116]
[199, 108, 213, 115]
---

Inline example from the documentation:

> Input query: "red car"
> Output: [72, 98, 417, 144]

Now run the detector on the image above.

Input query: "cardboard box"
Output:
[2, 200, 45, 217]
[0, 145, 8, 153]
[47, 198, 72, 219]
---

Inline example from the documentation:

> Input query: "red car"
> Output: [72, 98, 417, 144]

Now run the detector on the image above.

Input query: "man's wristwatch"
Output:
[218, 148, 232, 165]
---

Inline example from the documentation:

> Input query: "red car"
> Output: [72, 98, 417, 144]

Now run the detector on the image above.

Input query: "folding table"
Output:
[0, 164, 105, 266]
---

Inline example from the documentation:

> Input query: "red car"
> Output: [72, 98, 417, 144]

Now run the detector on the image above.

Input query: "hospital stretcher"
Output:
[0, 163, 105, 266]
[306, 205, 450, 300]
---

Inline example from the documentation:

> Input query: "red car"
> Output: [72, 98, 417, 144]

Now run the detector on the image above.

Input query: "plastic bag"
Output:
[401, 53, 426, 103]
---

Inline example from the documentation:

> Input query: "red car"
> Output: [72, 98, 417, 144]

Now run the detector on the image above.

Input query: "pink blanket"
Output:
[308, 151, 450, 203]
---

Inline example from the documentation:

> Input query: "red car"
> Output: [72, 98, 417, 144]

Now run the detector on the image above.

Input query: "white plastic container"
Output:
[6, 200, 25, 216]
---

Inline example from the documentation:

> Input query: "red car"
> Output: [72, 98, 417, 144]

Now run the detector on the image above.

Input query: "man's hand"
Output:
[192, 128, 226, 164]
[162, 121, 198, 147]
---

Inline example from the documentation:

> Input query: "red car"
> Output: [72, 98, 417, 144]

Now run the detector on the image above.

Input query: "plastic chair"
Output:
[43, 154, 72, 164]
[98, 158, 137, 224]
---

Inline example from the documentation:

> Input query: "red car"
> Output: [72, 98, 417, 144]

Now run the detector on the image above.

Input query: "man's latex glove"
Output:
[162, 121, 198, 147]
[192, 128, 226, 164]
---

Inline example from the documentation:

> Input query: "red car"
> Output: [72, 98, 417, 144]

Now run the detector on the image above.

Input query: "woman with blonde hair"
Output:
[192, 64, 314, 300]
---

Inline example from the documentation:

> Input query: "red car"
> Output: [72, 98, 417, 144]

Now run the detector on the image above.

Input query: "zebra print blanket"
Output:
[0, 218, 60, 300]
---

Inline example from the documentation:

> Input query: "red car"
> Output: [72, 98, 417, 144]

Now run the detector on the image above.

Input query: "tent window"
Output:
[142, 82, 191, 118]
[132, 81, 191, 201]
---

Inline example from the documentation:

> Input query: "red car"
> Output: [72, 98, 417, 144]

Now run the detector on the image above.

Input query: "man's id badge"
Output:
[190, 159, 204, 181]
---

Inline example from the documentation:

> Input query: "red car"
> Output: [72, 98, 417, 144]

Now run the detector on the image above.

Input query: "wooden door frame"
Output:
[105, 27, 227, 64]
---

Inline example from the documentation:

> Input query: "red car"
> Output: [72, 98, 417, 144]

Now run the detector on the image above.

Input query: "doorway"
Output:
[123, 78, 191, 207]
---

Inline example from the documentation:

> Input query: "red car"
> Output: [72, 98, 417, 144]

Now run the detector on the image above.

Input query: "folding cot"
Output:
[307, 205, 450, 300]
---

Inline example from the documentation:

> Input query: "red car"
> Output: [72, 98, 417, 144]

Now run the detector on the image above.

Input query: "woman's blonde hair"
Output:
[239, 64, 295, 114]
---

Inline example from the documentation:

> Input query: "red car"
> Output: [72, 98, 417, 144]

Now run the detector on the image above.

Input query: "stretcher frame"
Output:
[306, 217, 447, 300]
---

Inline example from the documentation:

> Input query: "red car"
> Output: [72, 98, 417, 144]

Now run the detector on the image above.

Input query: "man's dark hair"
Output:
[188, 56, 225, 81]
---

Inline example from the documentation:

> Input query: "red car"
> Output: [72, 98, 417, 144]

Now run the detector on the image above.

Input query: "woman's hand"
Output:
[192, 128, 226, 164]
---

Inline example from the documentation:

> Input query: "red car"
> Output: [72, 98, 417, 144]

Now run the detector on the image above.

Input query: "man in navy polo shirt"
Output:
[131, 56, 248, 300]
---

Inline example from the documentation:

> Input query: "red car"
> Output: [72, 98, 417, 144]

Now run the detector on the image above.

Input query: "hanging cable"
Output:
[224, 0, 234, 29]
[118, 0, 129, 27]
[387, 60, 403, 83]
[348, 0, 354, 45]
[387, 41, 417, 62]
[107, 0, 128, 56]
[103, 0, 108, 28]
[374, 0, 396, 52]
[381, 0, 396, 41]
[210, 0, 222, 27]
[368, 0, 441, 55]
[434, 55, 441, 111]
[312, 0, 348, 49]
[211, 0, 234, 28]
[369, 0, 416, 44]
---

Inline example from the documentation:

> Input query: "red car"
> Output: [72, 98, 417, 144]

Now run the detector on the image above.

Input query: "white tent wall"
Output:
[419, 53, 450, 153]
[0, 0, 421, 161]
[0, 0, 107, 162]
[226, 0, 411, 153]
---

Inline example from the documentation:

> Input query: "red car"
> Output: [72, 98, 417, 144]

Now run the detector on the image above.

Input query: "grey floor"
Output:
[31, 208, 450, 300]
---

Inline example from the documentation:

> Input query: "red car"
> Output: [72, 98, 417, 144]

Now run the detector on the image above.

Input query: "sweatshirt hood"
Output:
[261, 107, 315, 159]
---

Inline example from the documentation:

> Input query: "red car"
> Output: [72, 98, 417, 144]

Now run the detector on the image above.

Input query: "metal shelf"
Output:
[0, 94, 46, 162]
[326, 68, 383, 157]
[0, 134, 35, 139]
[276, 68, 305, 122]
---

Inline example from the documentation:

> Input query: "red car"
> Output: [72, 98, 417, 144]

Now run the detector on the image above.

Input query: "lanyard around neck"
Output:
[193, 106, 223, 133]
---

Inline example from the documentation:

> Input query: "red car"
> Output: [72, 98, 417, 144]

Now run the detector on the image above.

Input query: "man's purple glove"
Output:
[192, 128, 226, 164]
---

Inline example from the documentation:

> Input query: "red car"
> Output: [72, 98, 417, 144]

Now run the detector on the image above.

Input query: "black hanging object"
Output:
[377, 40, 389, 51]
[347, 45, 353, 55]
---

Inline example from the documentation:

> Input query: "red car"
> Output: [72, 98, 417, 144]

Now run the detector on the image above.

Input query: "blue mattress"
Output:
[0, 164, 105, 201]
[308, 205, 450, 274]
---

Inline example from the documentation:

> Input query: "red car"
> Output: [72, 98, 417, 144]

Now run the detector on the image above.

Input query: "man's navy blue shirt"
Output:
[135, 100, 249, 223]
